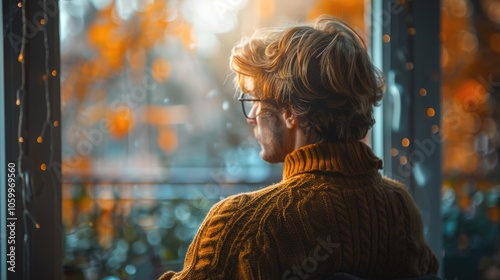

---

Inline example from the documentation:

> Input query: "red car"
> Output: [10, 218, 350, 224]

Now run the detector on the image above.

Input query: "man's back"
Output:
[159, 142, 439, 280]
[159, 16, 439, 280]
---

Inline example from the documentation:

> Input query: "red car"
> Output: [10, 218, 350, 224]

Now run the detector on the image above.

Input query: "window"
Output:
[8, 1, 495, 279]
[60, 0, 369, 278]
[440, 0, 500, 279]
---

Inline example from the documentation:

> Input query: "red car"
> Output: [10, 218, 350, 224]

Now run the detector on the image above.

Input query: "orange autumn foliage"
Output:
[108, 107, 135, 139]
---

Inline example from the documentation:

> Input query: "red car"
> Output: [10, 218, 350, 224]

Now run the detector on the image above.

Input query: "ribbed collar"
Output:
[283, 141, 383, 180]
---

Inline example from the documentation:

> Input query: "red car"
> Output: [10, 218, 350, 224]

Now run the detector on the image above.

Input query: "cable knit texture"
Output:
[158, 142, 439, 280]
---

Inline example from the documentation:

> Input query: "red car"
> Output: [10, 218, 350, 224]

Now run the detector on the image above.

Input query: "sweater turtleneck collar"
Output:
[283, 141, 383, 180]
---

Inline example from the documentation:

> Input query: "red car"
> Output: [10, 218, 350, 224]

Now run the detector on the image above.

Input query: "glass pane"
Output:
[60, 1, 368, 278]
[441, 0, 500, 279]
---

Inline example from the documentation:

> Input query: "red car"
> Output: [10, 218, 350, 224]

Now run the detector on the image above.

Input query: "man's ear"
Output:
[282, 110, 297, 129]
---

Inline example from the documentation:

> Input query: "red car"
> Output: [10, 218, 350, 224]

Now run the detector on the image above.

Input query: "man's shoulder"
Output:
[201, 184, 286, 239]
[381, 176, 408, 191]
[215, 182, 284, 211]
[379, 176, 422, 209]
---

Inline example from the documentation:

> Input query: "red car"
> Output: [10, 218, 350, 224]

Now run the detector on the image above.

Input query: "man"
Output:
[159, 16, 439, 280]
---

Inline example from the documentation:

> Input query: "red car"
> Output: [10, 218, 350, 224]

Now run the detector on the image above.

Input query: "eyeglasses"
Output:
[238, 93, 261, 120]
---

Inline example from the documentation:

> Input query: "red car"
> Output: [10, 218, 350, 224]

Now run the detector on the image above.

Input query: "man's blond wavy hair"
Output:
[230, 15, 384, 142]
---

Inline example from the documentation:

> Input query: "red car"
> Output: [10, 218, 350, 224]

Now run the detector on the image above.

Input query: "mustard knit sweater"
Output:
[159, 142, 439, 280]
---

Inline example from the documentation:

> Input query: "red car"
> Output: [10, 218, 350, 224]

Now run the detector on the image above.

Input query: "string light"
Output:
[383, 34, 391, 43]
[17, 0, 27, 203]
[427, 108, 436, 117]
[16, 0, 38, 276]
[419, 88, 427, 96]
[15, 0, 57, 276]
[399, 156, 408, 165]
[41, 0, 55, 176]
[402, 138, 410, 147]
[25, 211, 40, 230]
[41, 6, 59, 253]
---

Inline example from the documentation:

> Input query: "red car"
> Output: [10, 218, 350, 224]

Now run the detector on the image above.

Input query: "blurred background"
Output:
[58, 0, 500, 279]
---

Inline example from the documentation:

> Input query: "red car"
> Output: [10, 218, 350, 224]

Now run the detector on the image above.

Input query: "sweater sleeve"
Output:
[158, 195, 249, 280]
